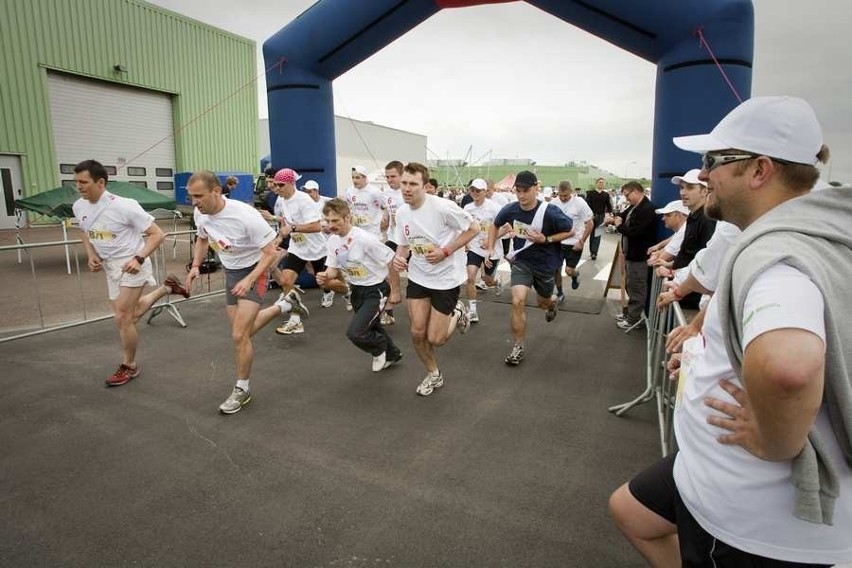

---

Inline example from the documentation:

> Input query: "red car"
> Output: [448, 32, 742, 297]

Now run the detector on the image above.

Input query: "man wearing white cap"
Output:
[463, 178, 505, 323]
[301, 179, 334, 307]
[668, 169, 716, 272]
[344, 165, 386, 239]
[610, 96, 852, 566]
[647, 199, 689, 269]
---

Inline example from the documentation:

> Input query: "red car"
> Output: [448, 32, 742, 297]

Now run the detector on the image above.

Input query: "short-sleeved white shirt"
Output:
[664, 222, 687, 256]
[674, 263, 852, 564]
[326, 226, 394, 287]
[383, 188, 405, 244]
[344, 185, 385, 238]
[551, 196, 593, 245]
[463, 199, 503, 259]
[690, 221, 741, 292]
[73, 191, 154, 259]
[277, 191, 326, 261]
[194, 198, 277, 270]
[394, 194, 474, 290]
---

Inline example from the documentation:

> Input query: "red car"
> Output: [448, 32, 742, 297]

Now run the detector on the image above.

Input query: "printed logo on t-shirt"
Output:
[209, 237, 233, 252]
[88, 228, 116, 241]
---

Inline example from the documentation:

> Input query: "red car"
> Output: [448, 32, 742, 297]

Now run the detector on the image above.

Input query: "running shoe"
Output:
[505, 344, 525, 366]
[320, 291, 334, 308]
[617, 318, 645, 331]
[454, 301, 470, 334]
[556, 292, 565, 304]
[219, 386, 251, 414]
[163, 273, 190, 298]
[380, 312, 395, 326]
[571, 275, 580, 290]
[545, 300, 559, 322]
[285, 290, 310, 318]
[106, 363, 140, 386]
[275, 318, 304, 335]
[475, 280, 489, 291]
[416, 371, 444, 396]
[372, 350, 402, 372]
[469, 308, 479, 323]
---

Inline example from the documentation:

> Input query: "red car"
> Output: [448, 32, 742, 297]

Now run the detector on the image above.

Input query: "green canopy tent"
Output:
[15, 182, 179, 274]
[16, 181, 176, 218]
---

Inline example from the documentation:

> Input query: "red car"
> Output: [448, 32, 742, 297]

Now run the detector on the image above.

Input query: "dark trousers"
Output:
[625, 260, 650, 324]
[588, 215, 603, 257]
[347, 281, 399, 357]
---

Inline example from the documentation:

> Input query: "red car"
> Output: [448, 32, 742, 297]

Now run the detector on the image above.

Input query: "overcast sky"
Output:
[147, 0, 851, 183]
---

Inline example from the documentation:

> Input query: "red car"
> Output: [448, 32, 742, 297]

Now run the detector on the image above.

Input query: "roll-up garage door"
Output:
[47, 72, 176, 196]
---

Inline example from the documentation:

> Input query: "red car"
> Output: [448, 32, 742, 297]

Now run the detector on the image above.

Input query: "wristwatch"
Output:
[546, 236, 553, 243]
[134, 255, 146, 264]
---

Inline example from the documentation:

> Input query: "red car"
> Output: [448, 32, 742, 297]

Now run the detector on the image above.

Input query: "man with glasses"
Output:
[484, 171, 574, 366]
[610, 96, 851, 567]
[605, 181, 657, 329]
[269, 168, 330, 334]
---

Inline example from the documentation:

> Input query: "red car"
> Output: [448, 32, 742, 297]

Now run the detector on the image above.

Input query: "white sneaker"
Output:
[371, 352, 387, 372]
[416, 371, 444, 396]
[469, 308, 479, 323]
[475, 280, 489, 291]
[320, 290, 334, 308]
[380, 312, 395, 326]
[275, 318, 304, 335]
[454, 301, 470, 334]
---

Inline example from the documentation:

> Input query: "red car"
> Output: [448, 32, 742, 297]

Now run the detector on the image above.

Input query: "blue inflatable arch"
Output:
[264, 0, 753, 205]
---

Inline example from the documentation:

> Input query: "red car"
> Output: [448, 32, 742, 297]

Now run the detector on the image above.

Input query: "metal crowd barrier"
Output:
[0, 228, 226, 344]
[608, 271, 687, 456]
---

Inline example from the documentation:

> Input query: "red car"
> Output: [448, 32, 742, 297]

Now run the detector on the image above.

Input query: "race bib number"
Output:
[352, 215, 368, 227]
[87, 229, 116, 241]
[291, 233, 306, 244]
[513, 220, 530, 237]
[345, 264, 368, 278]
[410, 242, 436, 256]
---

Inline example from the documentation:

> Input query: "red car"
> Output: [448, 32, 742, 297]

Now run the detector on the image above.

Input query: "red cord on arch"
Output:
[694, 27, 744, 104]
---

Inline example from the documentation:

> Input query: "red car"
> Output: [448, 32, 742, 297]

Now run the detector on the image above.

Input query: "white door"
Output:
[47, 72, 177, 196]
[0, 155, 24, 229]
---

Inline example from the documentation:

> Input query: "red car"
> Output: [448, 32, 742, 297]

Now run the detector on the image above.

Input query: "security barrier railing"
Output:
[608, 271, 687, 456]
[0, 228, 226, 344]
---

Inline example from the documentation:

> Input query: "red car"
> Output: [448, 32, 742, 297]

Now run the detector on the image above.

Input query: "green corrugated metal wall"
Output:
[0, 0, 258, 199]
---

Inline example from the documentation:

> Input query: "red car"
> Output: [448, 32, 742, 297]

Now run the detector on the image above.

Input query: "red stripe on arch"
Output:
[435, 0, 517, 8]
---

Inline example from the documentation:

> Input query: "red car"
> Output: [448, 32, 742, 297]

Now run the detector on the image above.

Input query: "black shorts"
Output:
[466, 250, 499, 276]
[628, 454, 830, 568]
[281, 253, 326, 276]
[561, 246, 583, 269]
[406, 280, 460, 316]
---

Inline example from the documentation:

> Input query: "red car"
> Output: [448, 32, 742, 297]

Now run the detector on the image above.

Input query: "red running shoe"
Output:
[163, 273, 190, 298]
[107, 364, 140, 386]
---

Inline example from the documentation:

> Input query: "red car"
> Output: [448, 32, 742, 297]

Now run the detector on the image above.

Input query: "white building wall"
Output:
[259, 117, 426, 196]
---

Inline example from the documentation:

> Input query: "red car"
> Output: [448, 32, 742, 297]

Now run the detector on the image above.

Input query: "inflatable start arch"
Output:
[264, 0, 753, 206]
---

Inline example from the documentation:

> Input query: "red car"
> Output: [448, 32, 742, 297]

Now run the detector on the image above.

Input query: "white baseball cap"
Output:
[469, 178, 487, 190]
[302, 180, 319, 191]
[670, 169, 707, 187]
[351, 165, 368, 176]
[655, 200, 689, 215]
[542, 186, 553, 197]
[673, 96, 823, 165]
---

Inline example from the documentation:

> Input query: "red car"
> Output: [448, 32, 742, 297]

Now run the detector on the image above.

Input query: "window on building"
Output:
[155, 168, 173, 177]
[129, 181, 148, 188]
[105, 165, 117, 175]
[59, 164, 76, 174]
[127, 167, 146, 177]
[156, 181, 174, 191]
[61, 179, 76, 187]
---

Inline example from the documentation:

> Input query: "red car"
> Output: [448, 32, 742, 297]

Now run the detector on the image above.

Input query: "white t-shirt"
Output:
[344, 185, 385, 238]
[463, 199, 503, 259]
[383, 188, 405, 244]
[394, 194, 474, 290]
[73, 191, 154, 260]
[551, 196, 593, 245]
[690, 221, 741, 292]
[277, 191, 326, 261]
[674, 263, 852, 564]
[663, 222, 687, 256]
[194, 198, 277, 270]
[325, 226, 394, 287]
